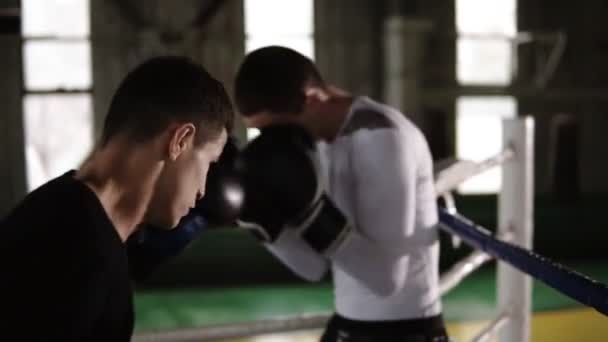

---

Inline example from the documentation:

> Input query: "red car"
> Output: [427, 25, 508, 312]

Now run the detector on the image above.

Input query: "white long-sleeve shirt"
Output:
[266, 97, 441, 321]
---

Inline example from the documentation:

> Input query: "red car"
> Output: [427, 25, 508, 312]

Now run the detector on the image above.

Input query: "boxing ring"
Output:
[134, 117, 608, 342]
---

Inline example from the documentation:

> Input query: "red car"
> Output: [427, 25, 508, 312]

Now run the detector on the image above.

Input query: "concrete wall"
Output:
[517, 0, 608, 194]
[90, 0, 246, 142]
[314, 0, 382, 99]
[0, 0, 27, 216]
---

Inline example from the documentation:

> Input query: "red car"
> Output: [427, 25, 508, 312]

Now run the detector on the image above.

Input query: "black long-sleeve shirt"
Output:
[0, 171, 134, 341]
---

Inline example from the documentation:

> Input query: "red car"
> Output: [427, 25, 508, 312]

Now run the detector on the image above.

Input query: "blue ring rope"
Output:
[439, 207, 608, 316]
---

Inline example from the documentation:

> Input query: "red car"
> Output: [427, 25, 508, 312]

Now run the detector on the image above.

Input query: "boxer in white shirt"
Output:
[234, 46, 449, 342]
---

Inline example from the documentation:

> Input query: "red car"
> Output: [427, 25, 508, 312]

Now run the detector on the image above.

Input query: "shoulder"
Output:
[337, 100, 432, 167]
[2, 173, 80, 230]
[340, 107, 395, 138]
[1, 172, 113, 257]
[339, 97, 423, 142]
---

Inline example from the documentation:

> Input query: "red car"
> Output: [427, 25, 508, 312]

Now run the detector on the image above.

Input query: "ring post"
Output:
[498, 117, 535, 342]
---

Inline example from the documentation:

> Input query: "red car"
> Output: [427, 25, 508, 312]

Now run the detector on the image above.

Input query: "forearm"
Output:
[330, 229, 410, 296]
[127, 213, 207, 281]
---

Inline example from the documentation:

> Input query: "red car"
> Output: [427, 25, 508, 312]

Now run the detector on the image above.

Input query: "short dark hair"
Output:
[102, 56, 234, 146]
[234, 46, 324, 117]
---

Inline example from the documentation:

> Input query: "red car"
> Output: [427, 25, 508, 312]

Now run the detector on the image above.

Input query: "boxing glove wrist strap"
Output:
[291, 195, 352, 256]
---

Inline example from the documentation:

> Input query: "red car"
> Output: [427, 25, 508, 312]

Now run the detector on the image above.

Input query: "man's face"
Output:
[146, 128, 228, 229]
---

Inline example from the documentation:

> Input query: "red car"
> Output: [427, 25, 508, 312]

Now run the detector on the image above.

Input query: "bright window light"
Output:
[23, 40, 91, 90]
[244, 0, 314, 59]
[456, 0, 516, 36]
[246, 35, 314, 61]
[244, 0, 315, 140]
[456, 0, 516, 85]
[245, 0, 313, 36]
[24, 94, 94, 190]
[456, 97, 517, 194]
[22, 0, 89, 37]
[457, 38, 513, 86]
[22, 0, 93, 191]
[455, 0, 518, 194]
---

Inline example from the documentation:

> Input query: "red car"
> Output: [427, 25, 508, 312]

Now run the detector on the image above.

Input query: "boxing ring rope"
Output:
[471, 313, 510, 342]
[434, 148, 515, 197]
[134, 117, 608, 342]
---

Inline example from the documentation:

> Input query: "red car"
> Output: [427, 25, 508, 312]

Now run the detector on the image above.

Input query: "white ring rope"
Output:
[470, 312, 510, 342]
[434, 148, 515, 196]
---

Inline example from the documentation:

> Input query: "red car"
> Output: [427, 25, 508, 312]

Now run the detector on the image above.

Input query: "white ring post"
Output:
[498, 117, 535, 342]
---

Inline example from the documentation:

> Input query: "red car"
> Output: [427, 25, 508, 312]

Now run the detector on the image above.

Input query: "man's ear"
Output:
[301, 87, 329, 121]
[168, 123, 196, 161]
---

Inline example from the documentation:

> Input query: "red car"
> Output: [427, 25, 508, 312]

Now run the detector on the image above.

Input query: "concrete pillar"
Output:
[0, 3, 27, 216]
[383, 16, 433, 129]
[90, 0, 246, 142]
[314, 0, 381, 98]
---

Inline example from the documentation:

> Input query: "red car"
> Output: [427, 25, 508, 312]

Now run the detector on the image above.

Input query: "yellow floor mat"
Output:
[223, 307, 607, 342]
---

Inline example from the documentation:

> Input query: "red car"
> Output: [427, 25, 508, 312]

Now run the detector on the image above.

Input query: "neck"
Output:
[75, 139, 163, 242]
[317, 94, 354, 142]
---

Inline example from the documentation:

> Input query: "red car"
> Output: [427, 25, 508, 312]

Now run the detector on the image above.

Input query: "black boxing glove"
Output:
[194, 136, 244, 226]
[236, 124, 351, 254]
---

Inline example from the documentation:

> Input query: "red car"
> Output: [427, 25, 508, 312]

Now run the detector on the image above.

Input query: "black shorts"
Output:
[320, 313, 450, 342]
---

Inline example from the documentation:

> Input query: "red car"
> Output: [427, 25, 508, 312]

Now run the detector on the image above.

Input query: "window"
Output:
[455, 0, 517, 194]
[456, 0, 516, 85]
[244, 0, 314, 60]
[22, 0, 93, 191]
[243, 0, 314, 140]
[456, 97, 517, 193]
